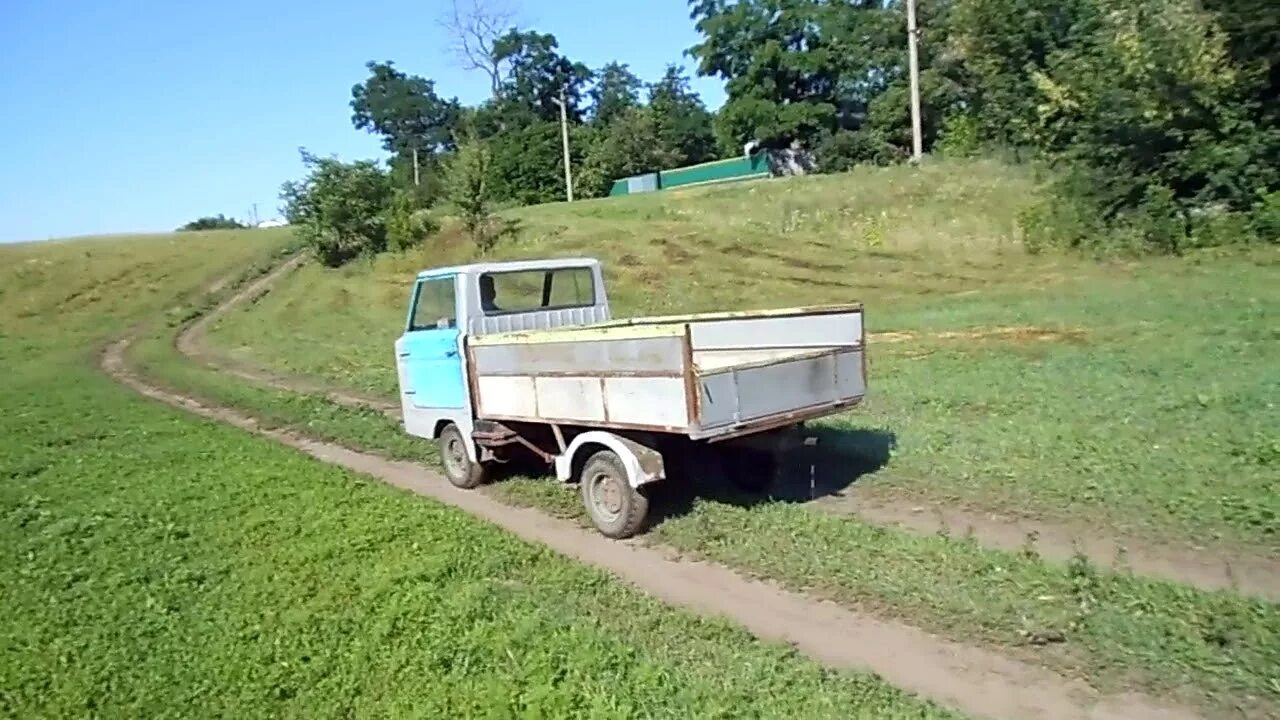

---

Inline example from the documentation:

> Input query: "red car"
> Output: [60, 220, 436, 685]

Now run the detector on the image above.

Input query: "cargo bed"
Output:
[466, 305, 866, 440]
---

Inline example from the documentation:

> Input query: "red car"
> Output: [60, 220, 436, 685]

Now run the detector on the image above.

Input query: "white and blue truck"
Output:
[396, 257, 866, 538]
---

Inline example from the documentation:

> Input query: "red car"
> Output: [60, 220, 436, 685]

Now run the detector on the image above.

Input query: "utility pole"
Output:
[551, 88, 574, 202]
[412, 145, 421, 187]
[906, 0, 924, 163]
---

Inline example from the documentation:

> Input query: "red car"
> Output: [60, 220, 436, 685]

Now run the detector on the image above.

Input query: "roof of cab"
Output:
[417, 257, 600, 279]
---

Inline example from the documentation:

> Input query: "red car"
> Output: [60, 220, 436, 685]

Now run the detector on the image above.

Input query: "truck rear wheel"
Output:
[439, 423, 488, 489]
[580, 450, 649, 539]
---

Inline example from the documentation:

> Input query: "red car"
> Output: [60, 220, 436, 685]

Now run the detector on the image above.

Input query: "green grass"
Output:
[174, 160, 1280, 712]
[0, 232, 956, 718]
[130, 338, 1280, 714]
[206, 159, 1279, 551]
[125, 242, 1280, 710]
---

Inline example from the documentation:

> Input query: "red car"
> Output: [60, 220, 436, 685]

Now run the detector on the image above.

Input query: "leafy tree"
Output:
[647, 65, 717, 164]
[578, 107, 678, 197]
[688, 0, 898, 149]
[177, 214, 246, 231]
[280, 150, 394, 267]
[1016, 0, 1277, 251]
[589, 62, 644, 125]
[486, 121, 588, 204]
[1203, 0, 1280, 123]
[948, 0, 1098, 148]
[350, 61, 461, 185]
[446, 137, 500, 251]
[492, 30, 593, 123]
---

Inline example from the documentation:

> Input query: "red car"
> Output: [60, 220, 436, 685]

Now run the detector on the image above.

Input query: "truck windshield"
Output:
[480, 268, 594, 315]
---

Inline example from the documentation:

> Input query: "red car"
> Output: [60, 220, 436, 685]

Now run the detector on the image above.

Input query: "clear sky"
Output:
[0, 0, 724, 243]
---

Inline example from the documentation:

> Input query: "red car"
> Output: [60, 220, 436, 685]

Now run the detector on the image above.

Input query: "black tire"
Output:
[439, 423, 488, 489]
[579, 450, 649, 539]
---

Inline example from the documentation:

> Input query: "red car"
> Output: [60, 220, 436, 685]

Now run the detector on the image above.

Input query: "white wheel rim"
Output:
[589, 471, 624, 522]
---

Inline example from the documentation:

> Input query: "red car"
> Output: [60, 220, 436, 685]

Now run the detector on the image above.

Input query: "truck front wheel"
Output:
[439, 423, 488, 489]
[580, 449, 649, 539]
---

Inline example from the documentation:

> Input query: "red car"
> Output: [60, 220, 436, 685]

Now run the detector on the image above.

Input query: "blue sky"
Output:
[0, 0, 724, 243]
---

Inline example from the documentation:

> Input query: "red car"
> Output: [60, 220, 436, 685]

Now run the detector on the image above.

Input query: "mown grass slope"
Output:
[0, 231, 956, 718]
[207, 159, 1280, 551]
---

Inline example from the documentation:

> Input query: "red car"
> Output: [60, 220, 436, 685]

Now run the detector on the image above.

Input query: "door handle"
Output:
[445, 350, 459, 358]
[397, 352, 411, 358]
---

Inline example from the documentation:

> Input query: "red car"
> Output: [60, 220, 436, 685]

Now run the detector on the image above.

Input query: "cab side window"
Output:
[410, 277, 456, 330]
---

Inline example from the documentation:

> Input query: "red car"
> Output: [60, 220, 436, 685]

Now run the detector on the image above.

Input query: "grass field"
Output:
[134, 327, 1280, 714]
[206, 159, 1280, 551]
[127, 161, 1280, 714]
[0, 234, 959, 718]
[8, 159, 1278, 718]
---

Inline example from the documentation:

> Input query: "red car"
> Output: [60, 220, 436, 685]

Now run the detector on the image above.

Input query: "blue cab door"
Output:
[400, 275, 466, 409]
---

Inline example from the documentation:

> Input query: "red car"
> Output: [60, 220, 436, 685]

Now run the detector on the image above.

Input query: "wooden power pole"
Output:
[552, 88, 574, 202]
[906, 0, 924, 163]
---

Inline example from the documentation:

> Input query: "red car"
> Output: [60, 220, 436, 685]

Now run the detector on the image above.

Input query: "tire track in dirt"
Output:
[101, 335, 1202, 720]
[179, 255, 399, 416]
[184, 255, 1280, 602]
[828, 495, 1280, 601]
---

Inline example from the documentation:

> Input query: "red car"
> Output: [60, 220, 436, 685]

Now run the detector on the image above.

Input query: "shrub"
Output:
[813, 130, 902, 174]
[280, 150, 393, 267]
[386, 190, 440, 252]
[445, 138, 501, 253]
[1249, 190, 1280, 244]
[178, 215, 246, 231]
[936, 114, 983, 158]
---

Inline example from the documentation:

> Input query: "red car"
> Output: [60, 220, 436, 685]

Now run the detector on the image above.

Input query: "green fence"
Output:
[609, 153, 770, 197]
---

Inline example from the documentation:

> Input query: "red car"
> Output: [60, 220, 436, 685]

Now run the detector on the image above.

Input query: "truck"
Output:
[395, 257, 866, 538]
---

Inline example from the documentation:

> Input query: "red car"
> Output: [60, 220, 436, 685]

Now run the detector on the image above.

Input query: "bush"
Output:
[578, 107, 677, 199]
[1190, 208, 1256, 248]
[446, 138, 502, 253]
[386, 190, 440, 252]
[936, 114, 983, 158]
[814, 130, 902, 174]
[280, 150, 393, 267]
[1249, 190, 1280, 244]
[178, 214, 246, 231]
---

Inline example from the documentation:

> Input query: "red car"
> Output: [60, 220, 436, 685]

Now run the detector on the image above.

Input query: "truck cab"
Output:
[395, 258, 610, 456]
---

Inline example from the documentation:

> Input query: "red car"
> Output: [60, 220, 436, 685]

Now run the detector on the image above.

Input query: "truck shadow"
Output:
[647, 426, 897, 527]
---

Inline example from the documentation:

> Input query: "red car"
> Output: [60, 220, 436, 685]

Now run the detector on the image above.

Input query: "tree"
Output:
[492, 30, 593, 123]
[440, 0, 519, 98]
[446, 137, 500, 251]
[948, 0, 1098, 148]
[280, 150, 394, 267]
[177, 214, 246, 231]
[579, 107, 678, 197]
[350, 61, 461, 186]
[1013, 0, 1278, 251]
[1202, 0, 1280, 133]
[688, 0, 898, 149]
[589, 62, 643, 125]
[647, 65, 717, 164]
[486, 121, 585, 204]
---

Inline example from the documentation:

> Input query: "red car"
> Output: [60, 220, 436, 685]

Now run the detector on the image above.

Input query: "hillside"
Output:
[207, 159, 1279, 551]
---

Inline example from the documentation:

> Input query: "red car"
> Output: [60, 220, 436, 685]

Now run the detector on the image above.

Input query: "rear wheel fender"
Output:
[556, 431, 666, 488]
